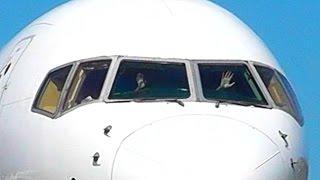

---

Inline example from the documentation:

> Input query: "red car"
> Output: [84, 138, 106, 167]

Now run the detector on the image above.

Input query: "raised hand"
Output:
[216, 71, 235, 90]
[134, 73, 146, 92]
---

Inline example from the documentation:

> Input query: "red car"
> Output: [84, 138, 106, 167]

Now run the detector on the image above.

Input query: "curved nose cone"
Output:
[112, 115, 285, 180]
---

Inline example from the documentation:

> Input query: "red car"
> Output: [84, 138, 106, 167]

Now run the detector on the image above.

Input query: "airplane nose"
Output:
[112, 115, 287, 180]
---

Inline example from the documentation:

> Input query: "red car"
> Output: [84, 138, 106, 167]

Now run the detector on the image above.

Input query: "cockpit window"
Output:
[255, 65, 304, 125]
[278, 73, 304, 123]
[63, 60, 111, 111]
[109, 60, 190, 100]
[34, 65, 72, 115]
[198, 63, 267, 105]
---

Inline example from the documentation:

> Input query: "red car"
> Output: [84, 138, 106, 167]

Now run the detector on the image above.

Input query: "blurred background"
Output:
[0, 0, 319, 179]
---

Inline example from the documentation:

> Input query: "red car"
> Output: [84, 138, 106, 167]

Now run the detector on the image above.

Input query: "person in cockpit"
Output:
[216, 71, 236, 91]
[134, 72, 147, 92]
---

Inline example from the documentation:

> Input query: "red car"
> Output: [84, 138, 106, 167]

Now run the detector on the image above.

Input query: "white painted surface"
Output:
[0, 0, 306, 179]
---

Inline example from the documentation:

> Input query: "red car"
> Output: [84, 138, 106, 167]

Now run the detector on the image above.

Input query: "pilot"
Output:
[216, 71, 236, 91]
[134, 72, 147, 92]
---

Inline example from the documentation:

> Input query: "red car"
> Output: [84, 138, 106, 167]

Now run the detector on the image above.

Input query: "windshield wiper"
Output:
[105, 98, 185, 107]
[133, 98, 158, 102]
[133, 98, 185, 107]
[214, 100, 269, 109]
[165, 99, 185, 107]
[106, 100, 133, 103]
[242, 102, 270, 109]
[215, 100, 240, 108]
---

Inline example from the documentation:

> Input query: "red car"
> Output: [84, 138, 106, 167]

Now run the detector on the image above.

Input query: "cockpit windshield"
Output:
[198, 63, 267, 105]
[109, 60, 190, 100]
[33, 57, 279, 119]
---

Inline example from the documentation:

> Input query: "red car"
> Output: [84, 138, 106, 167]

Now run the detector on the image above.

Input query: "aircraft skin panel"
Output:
[112, 115, 282, 179]
[0, 0, 307, 179]
[0, 101, 305, 179]
[1, 101, 300, 177]
[248, 153, 291, 180]
[0, 24, 53, 106]
[2, 1, 282, 75]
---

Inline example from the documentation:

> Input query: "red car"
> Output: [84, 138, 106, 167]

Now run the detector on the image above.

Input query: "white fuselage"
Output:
[0, 0, 307, 179]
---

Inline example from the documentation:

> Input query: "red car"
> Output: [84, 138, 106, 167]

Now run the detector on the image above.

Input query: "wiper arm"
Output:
[242, 102, 271, 109]
[105, 100, 133, 103]
[165, 99, 185, 107]
[106, 98, 185, 107]
[215, 100, 242, 108]
[133, 98, 158, 102]
[134, 98, 185, 107]
[104, 98, 157, 104]
[214, 100, 269, 109]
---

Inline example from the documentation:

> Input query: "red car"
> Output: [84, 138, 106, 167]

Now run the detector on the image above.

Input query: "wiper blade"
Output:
[165, 99, 185, 107]
[106, 98, 185, 107]
[106, 100, 133, 103]
[133, 98, 158, 102]
[214, 100, 269, 109]
[242, 103, 270, 109]
[227, 101, 270, 109]
[214, 100, 243, 108]
[134, 98, 185, 107]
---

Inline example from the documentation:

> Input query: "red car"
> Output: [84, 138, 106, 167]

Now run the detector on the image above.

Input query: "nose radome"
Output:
[112, 115, 284, 180]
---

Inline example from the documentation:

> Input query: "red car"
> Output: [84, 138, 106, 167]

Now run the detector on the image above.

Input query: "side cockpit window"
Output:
[33, 65, 72, 115]
[278, 73, 304, 125]
[63, 60, 111, 111]
[255, 65, 304, 126]
[33, 59, 111, 118]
